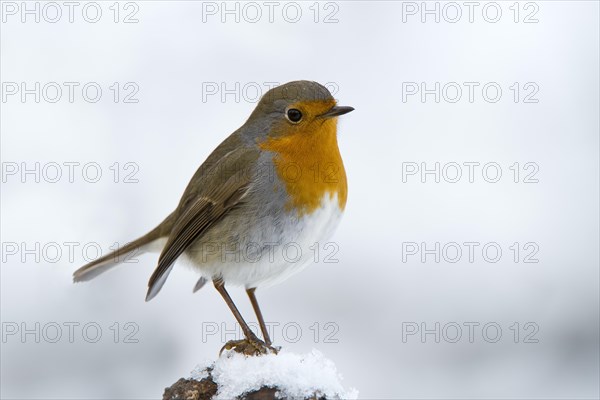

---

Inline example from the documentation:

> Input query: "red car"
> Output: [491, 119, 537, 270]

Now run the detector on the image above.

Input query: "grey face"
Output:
[248, 80, 335, 120]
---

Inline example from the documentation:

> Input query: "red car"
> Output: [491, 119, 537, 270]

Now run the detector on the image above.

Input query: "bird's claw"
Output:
[219, 336, 279, 356]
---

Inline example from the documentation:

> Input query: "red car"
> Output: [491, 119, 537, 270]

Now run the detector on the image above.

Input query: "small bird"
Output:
[73, 80, 353, 355]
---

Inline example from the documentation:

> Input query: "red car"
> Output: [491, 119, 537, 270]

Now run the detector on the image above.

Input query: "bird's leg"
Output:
[246, 287, 272, 346]
[213, 279, 276, 356]
[213, 279, 255, 339]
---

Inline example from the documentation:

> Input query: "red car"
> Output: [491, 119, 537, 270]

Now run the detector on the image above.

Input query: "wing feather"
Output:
[145, 147, 257, 301]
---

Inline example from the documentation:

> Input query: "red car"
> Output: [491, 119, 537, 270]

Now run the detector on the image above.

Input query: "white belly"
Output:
[186, 193, 344, 288]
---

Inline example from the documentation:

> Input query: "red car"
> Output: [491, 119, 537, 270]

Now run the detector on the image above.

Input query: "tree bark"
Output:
[163, 371, 326, 400]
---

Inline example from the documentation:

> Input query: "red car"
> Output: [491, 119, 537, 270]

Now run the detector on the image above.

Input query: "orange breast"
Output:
[259, 118, 347, 216]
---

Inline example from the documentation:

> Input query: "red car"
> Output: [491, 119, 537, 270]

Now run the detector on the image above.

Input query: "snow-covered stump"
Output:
[163, 350, 358, 400]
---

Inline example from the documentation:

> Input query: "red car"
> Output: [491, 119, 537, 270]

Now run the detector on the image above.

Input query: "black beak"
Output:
[319, 105, 355, 119]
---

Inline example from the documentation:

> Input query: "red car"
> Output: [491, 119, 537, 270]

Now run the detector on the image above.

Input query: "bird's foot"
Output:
[220, 335, 279, 357]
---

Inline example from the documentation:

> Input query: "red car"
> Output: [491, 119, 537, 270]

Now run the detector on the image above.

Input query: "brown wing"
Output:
[145, 147, 257, 301]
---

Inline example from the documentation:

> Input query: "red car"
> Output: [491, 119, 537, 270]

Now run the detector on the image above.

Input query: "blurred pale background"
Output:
[1, 1, 598, 399]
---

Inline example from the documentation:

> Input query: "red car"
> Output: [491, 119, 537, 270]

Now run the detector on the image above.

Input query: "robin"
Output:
[73, 80, 353, 355]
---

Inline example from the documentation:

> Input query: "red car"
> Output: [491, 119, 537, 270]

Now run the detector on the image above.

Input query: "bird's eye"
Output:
[286, 108, 303, 123]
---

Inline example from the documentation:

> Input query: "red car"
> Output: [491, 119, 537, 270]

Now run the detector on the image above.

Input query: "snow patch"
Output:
[189, 349, 358, 399]
[189, 363, 209, 381]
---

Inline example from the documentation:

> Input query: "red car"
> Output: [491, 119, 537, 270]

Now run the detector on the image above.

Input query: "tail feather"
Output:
[73, 213, 174, 282]
[193, 276, 208, 293]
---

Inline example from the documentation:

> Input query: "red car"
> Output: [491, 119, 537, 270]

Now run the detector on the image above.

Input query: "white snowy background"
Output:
[1, 1, 599, 399]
